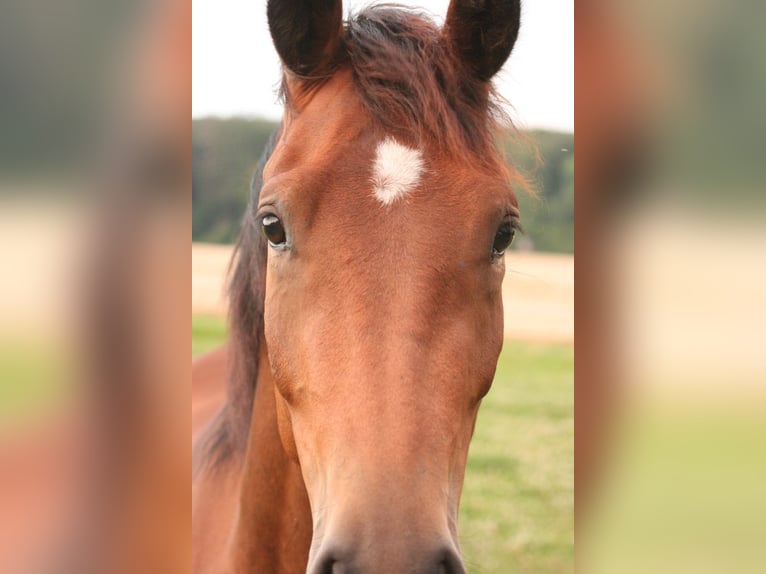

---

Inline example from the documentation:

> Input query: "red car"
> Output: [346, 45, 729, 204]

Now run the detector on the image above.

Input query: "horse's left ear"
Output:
[443, 0, 521, 82]
[267, 0, 345, 77]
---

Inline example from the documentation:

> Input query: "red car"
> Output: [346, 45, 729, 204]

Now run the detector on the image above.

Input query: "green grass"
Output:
[460, 342, 574, 573]
[192, 314, 229, 357]
[193, 315, 573, 573]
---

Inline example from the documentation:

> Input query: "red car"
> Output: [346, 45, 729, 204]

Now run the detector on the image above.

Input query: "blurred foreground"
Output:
[1, 0, 190, 572]
[577, 1, 766, 572]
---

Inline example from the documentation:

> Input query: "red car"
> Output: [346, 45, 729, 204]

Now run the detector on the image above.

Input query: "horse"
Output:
[192, 1, 523, 572]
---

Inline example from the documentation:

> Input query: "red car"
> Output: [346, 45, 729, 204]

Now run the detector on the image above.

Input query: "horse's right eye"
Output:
[261, 214, 287, 247]
[491, 221, 516, 257]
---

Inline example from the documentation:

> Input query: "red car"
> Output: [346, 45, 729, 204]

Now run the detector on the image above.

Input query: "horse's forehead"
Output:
[264, 136, 494, 224]
[263, 74, 371, 179]
[263, 71, 506, 214]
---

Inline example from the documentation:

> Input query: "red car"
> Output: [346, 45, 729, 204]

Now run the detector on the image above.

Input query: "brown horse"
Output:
[192, 1, 523, 572]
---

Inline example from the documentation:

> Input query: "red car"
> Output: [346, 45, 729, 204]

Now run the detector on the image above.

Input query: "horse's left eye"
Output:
[492, 221, 515, 257]
[261, 214, 287, 247]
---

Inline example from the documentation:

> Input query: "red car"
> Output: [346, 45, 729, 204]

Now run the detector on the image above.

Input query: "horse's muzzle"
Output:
[307, 543, 466, 574]
[307, 547, 466, 574]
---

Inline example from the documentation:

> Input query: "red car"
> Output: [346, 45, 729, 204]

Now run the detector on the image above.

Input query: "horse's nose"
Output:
[433, 546, 467, 574]
[308, 544, 466, 574]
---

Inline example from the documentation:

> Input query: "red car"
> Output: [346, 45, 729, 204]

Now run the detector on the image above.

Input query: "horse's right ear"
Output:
[267, 0, 345, 77]
[443, 0, 521, 82]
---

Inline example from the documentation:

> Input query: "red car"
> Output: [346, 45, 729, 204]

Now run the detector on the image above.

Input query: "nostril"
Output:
[310, 549, 349, 574]
[318, 555, 338, 574]
[437, 548, 466, 574]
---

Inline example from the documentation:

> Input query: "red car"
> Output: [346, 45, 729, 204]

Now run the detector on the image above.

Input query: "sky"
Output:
[193, 0, 573, 132]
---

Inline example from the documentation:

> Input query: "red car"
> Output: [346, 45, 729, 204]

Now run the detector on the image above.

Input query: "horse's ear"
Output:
[267, 0, 345, 77]
[443, 0, 521, 82]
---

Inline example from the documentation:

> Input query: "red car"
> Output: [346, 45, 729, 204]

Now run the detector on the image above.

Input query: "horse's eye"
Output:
[261, 214, 287, 247]
[492, 221, 515, 257]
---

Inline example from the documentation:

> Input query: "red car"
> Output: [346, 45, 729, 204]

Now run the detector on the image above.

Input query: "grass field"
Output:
[192, 315, 574, 573]
[192, 315, 230, 357]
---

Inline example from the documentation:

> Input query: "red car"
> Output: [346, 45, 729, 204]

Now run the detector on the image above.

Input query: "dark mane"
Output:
[196, 5, 518, 471]
[193, 129, 277, 474]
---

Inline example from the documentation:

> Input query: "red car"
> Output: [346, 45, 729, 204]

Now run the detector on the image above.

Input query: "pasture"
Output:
[193, 315, 574, 573]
